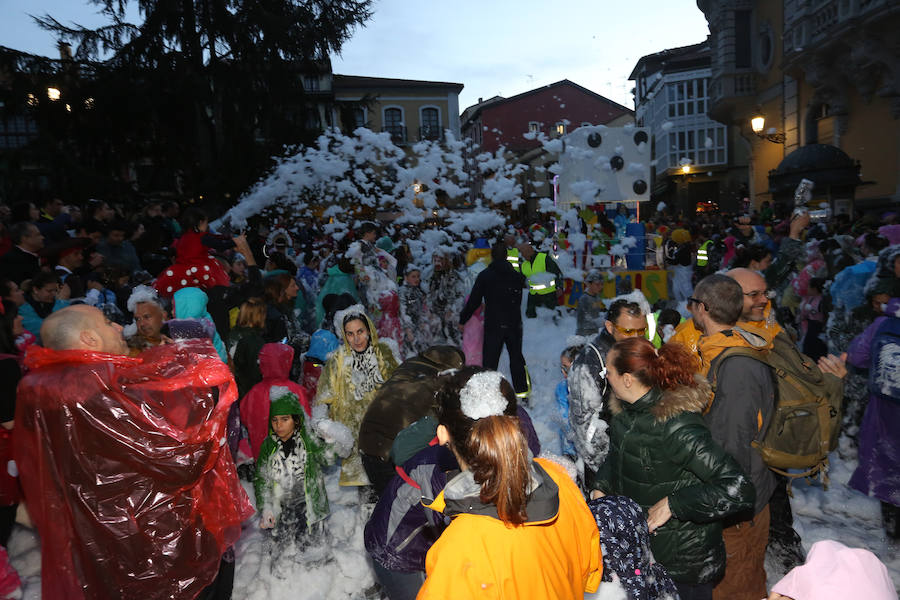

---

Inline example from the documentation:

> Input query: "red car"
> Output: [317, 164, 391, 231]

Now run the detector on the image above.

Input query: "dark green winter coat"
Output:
[591, 381, 755, 584]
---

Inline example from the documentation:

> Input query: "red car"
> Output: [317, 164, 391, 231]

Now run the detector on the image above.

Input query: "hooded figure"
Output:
[314, 304, 399, 486]
[172, 287, 227, 361]
[240, 343, 313, 459]
[254, 388, 331, 544]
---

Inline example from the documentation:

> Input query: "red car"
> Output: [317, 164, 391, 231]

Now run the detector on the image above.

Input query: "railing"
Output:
[784, 0, 888, 57]
[418, 125, 443, 142]
[709, 70, 757, 106]
[382, 124, 407, 145]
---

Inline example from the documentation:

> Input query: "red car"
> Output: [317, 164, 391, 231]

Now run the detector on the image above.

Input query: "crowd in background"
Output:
[0, 191, 897, 600]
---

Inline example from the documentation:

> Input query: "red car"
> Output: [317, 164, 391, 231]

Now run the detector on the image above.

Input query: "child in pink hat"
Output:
[766, 539, 896, 600]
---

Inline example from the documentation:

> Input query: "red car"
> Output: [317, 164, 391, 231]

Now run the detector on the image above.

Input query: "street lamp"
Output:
[47, 87, 61, 101]
[681, 164, 691, 175]
[749, 112, 785, 144]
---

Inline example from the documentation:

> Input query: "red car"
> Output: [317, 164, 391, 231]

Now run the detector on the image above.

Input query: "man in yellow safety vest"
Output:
[518, 241, 562, 318]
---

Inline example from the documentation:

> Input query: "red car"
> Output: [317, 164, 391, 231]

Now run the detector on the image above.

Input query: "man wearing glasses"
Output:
[567, 297, 648, 481]
[690, 274, 776, 600]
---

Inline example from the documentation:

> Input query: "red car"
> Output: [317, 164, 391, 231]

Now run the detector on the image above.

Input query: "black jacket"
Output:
[459, 260, 526, 329]
[0, 247, 41, 284]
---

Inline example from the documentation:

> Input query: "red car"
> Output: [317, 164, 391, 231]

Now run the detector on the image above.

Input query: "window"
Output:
[302, 76, 320, 92]
[352, 107, 366, 128]
[666, 78, 710, 119]
[420, 107, 440, 140]
[528, 121, 541, 134]
[555, 122, 566, 136]
[664, 123, 728, 168]
[383, 107, 405, 143]
[734, 10, 752, 68]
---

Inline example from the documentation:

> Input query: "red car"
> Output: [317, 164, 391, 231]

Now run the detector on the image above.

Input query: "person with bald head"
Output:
[14, 304, 252, 599]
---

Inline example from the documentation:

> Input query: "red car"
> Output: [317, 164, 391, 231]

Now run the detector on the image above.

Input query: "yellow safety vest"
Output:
[507, 248, 521, 271]
[696, 240, 712, 267]
[521, 253, 556, 295]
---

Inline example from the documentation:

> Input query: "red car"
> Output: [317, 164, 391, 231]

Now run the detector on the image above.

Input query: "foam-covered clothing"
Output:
[240, 343, 312, 459]
[153, 230, 232, 296]
[568, 328, 615, 472]
[398, 282, 432, 356]
[575, 291, 605, 336]
[425, 268, 465, 347]
[14, 340, 253, 600]
[253, 425, 330, 534]
[172, 287, 227, 361]
[847, 306, 900, 507]
[314, 311, 399, 485]
[592, 385, 755, 584]
[418, 458, 602, 599]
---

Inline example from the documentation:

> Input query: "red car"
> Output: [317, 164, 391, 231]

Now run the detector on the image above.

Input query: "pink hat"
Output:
[770, 540, 896, 600]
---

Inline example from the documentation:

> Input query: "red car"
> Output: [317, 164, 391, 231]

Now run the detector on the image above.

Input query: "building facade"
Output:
[630, 40, 750, 215]
[460, 80, 632, 214]
[332, 75, 463, 144]
[697, 0, 899, 216]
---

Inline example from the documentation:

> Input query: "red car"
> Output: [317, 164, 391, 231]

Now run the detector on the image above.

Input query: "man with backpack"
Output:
[691, 274, 777, 600]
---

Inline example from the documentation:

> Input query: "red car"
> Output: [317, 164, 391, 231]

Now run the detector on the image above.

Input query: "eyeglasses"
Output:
[743, 289, 776, 300]
[613, 324, 647, 336]
[687, 297, 709, 311]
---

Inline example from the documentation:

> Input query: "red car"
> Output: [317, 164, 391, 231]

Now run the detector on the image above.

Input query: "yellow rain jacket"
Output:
[314, 310, 399, 485]
[418, 458, 602, 599]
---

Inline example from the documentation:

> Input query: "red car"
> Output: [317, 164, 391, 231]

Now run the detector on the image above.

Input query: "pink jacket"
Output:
[240, 343, 311, 459]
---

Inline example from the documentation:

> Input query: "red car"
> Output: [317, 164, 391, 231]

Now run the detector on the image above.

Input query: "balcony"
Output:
[784, 0, 892, 61]
[418, 125, 444, 142]
[382, 124, 407, 145]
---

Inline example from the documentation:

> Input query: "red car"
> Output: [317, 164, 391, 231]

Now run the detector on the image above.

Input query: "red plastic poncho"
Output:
[14, 339, 253, 600]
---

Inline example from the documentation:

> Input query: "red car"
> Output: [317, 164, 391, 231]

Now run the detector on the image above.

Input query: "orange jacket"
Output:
[417, 458, 602, 599]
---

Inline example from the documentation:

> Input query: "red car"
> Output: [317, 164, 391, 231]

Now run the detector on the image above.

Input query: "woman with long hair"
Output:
[263, 272, 309, 379]
[417, 369, 602, 599]
[590, 337, 755, 600]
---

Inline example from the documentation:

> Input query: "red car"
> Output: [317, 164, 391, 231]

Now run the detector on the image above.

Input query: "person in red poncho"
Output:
[13, 304, 253, 600]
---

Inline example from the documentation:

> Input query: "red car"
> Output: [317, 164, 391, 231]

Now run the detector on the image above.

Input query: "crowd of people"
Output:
[0, 191, 897, 600]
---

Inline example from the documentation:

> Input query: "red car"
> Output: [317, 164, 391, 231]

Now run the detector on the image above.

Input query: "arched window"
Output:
[420, 107, 440, 140]
[383, 107, 405, 143]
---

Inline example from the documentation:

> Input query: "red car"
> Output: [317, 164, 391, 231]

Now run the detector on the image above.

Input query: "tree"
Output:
[33, 0, 372, 202]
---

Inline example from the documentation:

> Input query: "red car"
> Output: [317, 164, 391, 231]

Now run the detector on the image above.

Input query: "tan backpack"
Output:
[710, 332, 844, 490]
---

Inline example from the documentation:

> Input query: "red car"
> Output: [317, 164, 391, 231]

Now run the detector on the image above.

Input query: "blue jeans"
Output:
[372, 561, 425, 600]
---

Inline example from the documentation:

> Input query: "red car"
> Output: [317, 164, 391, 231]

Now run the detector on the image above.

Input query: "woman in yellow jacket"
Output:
[418, 368, 602, 599]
